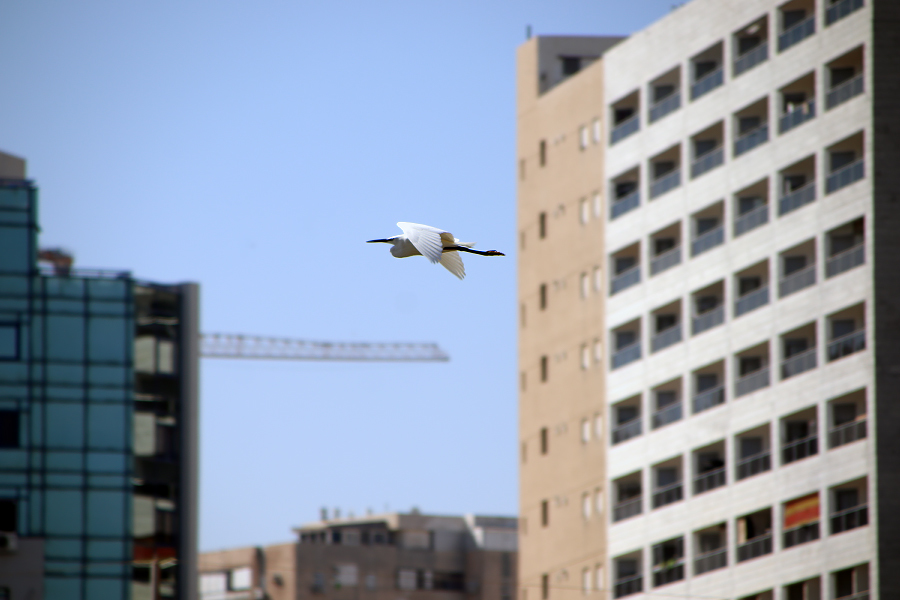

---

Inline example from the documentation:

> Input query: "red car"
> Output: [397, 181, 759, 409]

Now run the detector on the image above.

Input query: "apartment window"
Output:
[592, 192, 602, 219]
[733, 17, 769, 76]
[541, 500, 549, 527]
[579, 126, 589, 150]
[582, 493, 591, 520]
[733, 97, 769, 157]
[831, 478, 868, 534]
[736, 424, 771, 480]
[782, 407, 818, 465]
[613, 555, 642, 598]
[594, 488, 604, 515]
[826, 217, 865, 278]
[651, 537, 684, 587]
[693, 362, 725, 414]
[592, 266, 602, 293]
[538, 212, 547, 238]
[833, 564, 869, 599]
[581, 418, 591, 443]
[539, 284, 547, 310]
[593, 413, 603, 440]
[594, 565, 603, 592]
[649, 145, 681, 199]
[694, 525, 727, 575]
[690, 122, 724, 179]
[735, 261, 769, 317]
[610, 91, 640, 145]
[580, 197, 590, 224]
[691, 201, 724, 257]
[693, 442, 726, 495]
[652, 381, 682, 429]
[690, 42, 724, 100]
[648, 67, 681, 123]
[736, 508, 772, 562]
[0, 411, 19, 449]
[827, 303, 866, 361]
[610, 244, 641, 295]
[592, 119, 601, 144]
[691, 281, 725, 336]
[540, 427, 548, 455]
[826, 131, 865, 194]
[779, 2, 816, 52]
[612, 396, 641, 444]
[611, 321, 642, 370]
[542, 574, 549, 600]
[779, 72, 816, 134]
[652, 458, 683, 509]
[580, 273, 590, 299]
[650, 222, 681, 276]
[651, 301, 682, 353]
[0, 500, 16, 532]
[539, 140, 547, 167]
[735, 342, 770, 397]
[783, 493, 820, 548]
[829, 389, 867, 448]
[0, 323, 18, 361]
[613, 472, 642, 522]
[540, 356, 548, 382]
[826, 46, 864, 109]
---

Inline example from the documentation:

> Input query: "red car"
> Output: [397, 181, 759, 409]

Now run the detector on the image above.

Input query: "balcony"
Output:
[779, 181, 816, 215]
[829, 418, 867, 448]
[650, 170, 681, 199]
[652, 563, 684, 587]
[693, 385, 725, 413]
[652, 482, 683, 509]
[736, 534, 772, 562]
[612, 341, 642, 370]
[779, 15, 815, 52]
[691, 226, 724, 257]
[782, 434, 818, 464]
[736, 451, 770, 480]
[827, 329, 866, 361]
[611, 190, 640, 220]
[779, 100, 815, 134]
[781, 347, 817, 379]
[692, 306, 724, 336]
[734, 124, 769, 157]
[783, 521, 819, 548]
[779, 265, 816, 297]
[826, 244, 864, 277]
[613, 497, 642, 522]
[734, 42, 768, 77]
[612, 417, 642, 444]
[650, 246, 681, 276]
[826, 73, 864, 110]
[691, 68, 723, 101]
[613, 575, 643, 599]
[611, 266, 641, 295]
[735, 367, 769, 397]
[735, 286, 769, 317]
[649, 92, 681, 123]
[826, 0, 864, 26]
[652, 325, 682, 353]
[734, 204, 768, 237]
[831, 504, 868, 534]
[611, 115, 640, 145]
[826, 158, 864, 194]
[694, 467, 726, 495]
[693, 548, 727, 575]
[691, 147, 724, 179]
[653, 402, 682, 429]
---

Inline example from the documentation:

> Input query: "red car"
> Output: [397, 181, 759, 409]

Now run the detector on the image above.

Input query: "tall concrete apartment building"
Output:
[518, 0, 899, 599]
[0, 151, 200, 600]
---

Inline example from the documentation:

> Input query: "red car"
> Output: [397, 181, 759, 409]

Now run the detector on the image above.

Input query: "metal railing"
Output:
[613, 497, 642, 522]
[691, 225, 724, 257]
[693, 548, 727, 575]
[782, 434, 818, 464]
[651, 246, 681, 276]
[734, 42, 769, 76]
[734, 203, 768, 237]
[779, 181, 816, 215]
[778, 14, 815, 52]
[826, 72, 864, 109]
[611, 266, 641, 295]
[652, 482, 683, 508]
[693, 385, 725, 414]
[734, 123, 769, 157]
[612, 341, 642, 370]
[735, 367, 770, 397]
[779, 264, 816, 298]
[783, 521, 819, 548]
[692, 305, 724, 336]
[734, 286, 769, 317]
[691, 147, 724, 179]
[829, 418, 867, 448]
[652, 563, 684, 587]
[826, 158, 864, 194]
[611, 190, 640, 220]
[826, 244, 864, 278]
[693, 467, 726, 495]
[781, 347, 817, 379]
[649, 92, 681, 123]
[613, 574, 643, 599]
[827, 329, 866, 361]
[779, 100, 815, 134]
[826, 0, 864, 26]
[653, 402, 682, 429]
[736, 534, 772, 562]
[612, 417, 642, 444]
[652, 324, 682, 353]
[691, 67, 723, 100]
[736, 451, 770, 480]
[611, 114, 640, 145]
[831, 504, 868, 534]
[650, 170, 681, 199]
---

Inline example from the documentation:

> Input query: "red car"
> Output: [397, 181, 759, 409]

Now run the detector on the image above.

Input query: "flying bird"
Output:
[367, 222, 505, 280]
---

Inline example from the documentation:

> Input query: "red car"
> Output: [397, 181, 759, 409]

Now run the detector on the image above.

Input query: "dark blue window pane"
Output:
[88, 318, 127, 362]
[44, 576, 83, 600]
[86, 452, 125, 473]
[47, 316, 85, 362]
[0, 324, 19, 360]
[87, 491, 126, 536]
[0, 227, 29, 273]
[87, 404, 126, 450]
[46, 403, 84, 449]
[45, 490, 83, 535]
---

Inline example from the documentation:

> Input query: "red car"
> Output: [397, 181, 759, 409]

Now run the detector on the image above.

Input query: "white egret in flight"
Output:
[367, 222, 505, 280]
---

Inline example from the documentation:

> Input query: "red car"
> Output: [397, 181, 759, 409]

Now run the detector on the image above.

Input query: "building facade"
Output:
[0, 150, 200, 600]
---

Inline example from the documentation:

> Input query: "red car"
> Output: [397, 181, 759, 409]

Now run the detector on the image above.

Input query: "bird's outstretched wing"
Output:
[397, 222, 447, 264]
[440, 250, 466, 280]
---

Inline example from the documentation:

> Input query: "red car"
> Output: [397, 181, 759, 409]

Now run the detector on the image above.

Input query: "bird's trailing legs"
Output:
[444, 245, 505, 256]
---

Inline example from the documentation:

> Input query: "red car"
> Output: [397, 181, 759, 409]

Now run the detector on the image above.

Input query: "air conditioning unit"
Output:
[0, 531, 18, 553]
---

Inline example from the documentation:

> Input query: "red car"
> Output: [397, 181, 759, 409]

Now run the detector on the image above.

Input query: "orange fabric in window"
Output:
[784, 493, 820, 529]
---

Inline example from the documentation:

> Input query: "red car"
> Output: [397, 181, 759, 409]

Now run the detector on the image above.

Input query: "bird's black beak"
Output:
[367, 239, 390, 243]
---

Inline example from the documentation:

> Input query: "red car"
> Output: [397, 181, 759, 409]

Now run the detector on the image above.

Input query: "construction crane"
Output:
[200, 333, 450, 362]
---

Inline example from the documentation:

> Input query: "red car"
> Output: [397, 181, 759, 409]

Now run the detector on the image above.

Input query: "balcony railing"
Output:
[611, 114, 640, 145]
[826, 158, 864, 194]
[736, 451, 770, 480]
[781, 347, 817, 379]
[829, 418, 867, 448]
[692, 305, 724, 336]
[735, 367, 770, 397]
[652, 481, 683, 508]
[613, 497, 642, 522]
[653, 402, 682, 429]
[650, 170, 681, 199]
[736, 533, 772, 562]
[693, 548, 727, 575]
[779, 181, 816, 215]
[826, 0, 864, 26]
[650, 246, 681, 276]
[612, 341, 642, 370]
[826, 244, 864, 278]
[734, 203, 768, 237]
[734, 123, 768, 157]
[831, 504, 868, 534]
[783, 521, 819, 548]
[693, 385, 725, 414]
[693, 467, 726, 495]
[611, 190, 640, 220]
[779, 100, 816, 134]
[778, 14, 815, 52]
[691, 225, 724, 257]
[827, 329, 866, 361]
[691, 147, 724, 179]
[691, 67, 723, 100]
[613, 574, 643, 599]
[652, 563, 684, 587]
[779, 264, 816, 298]
[652, 324, 682, 353]
[649, 92, 681, 123]
[611, 266, 641, 295]
[735, 286, 769, 317]
[734, 42, 769, 76]
[826, 73, 864, 110]
[612, 417, 642, 444]
[782, 434, 818, 464]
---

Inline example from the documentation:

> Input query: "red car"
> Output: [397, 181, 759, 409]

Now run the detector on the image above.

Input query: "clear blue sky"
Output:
[1, 0, 674, 550]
